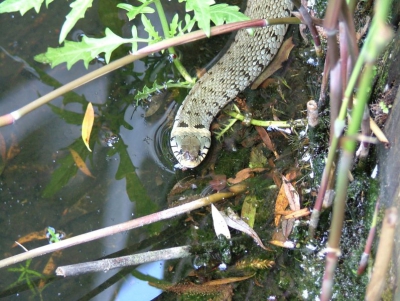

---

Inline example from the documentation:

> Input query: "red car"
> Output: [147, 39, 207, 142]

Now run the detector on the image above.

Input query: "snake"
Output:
[170, 0, 293, 169]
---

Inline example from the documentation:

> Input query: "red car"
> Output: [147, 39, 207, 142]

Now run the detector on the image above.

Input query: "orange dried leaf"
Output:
[12, 230, 47, 247]
[269, 240, 296, 249]
[227, 168, 267, 184]
[274, 184, 289, 226]
[39, 250, 63, 288]
[282, 208, 311, 219]
[69, 148, 95, 178]
[82, 102, 94, 152]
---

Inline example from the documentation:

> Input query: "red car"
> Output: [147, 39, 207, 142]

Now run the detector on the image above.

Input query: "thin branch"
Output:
[0, 186, 246, 269]
[56, 245, 191, 277]
[0, 17, 301, 127]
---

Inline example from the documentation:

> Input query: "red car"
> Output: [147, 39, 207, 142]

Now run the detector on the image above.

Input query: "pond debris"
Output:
[69, 148, 95, 178]
[81, 102, 94, 152]
[219, 208, 271, 252]
[150, 281, 234, 300]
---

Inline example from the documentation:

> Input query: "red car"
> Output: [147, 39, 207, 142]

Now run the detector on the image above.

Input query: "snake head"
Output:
[170, 128, 211, 169]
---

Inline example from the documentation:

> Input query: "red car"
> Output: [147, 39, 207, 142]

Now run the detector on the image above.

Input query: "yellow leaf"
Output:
[69, 148, 95, 178]
[82, 102, 94, 152]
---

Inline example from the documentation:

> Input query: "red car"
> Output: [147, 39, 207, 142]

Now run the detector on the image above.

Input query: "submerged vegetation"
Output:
[0, 0, 398, 300]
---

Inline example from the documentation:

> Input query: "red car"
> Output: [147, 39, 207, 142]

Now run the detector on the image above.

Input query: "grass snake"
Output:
[170, 0, 293, 168]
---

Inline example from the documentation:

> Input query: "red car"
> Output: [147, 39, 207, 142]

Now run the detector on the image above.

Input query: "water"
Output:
[0, 1, 181, 299]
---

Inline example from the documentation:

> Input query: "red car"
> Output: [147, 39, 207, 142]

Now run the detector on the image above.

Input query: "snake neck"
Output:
[171, 0, 293, 168]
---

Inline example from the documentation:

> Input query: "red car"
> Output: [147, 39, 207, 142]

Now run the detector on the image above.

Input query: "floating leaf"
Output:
[59, 0, 94, 44]
[82, 102, 94, 152]
[69, 148, 95, 178]
[211, 204, 231, 239]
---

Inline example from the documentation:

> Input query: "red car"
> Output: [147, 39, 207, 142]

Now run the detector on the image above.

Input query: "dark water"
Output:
[0, 1, 184, 300]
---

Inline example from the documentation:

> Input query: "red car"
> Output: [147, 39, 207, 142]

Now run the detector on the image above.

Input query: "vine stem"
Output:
[153, 0, 194, 83]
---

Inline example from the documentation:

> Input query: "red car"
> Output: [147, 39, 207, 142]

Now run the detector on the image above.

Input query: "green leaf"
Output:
[59, 0, 94, 44]
[185, 0, 214, 37]
[169, 13, 179, 36]
[0, 0, 44, 15]
[141, 14, 161, 43]
[210, 4, 249, 25]
[35, 28, 148, 69]
[117, 2, 155, 21]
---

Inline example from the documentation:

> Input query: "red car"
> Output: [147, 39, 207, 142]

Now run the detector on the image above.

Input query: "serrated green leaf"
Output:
[169, 13, 179, 36]
[117, 2, 154, 21]
[45, 0, 53, 8]
[0, 0, 44, 15]
[59, 0, 94, 44]
[185, 0, 214, 37]
[210, 4, 249, 25]
[35, 28, 148, 69]
[131, 25, 138, 52]
[141, 14, 161, 43]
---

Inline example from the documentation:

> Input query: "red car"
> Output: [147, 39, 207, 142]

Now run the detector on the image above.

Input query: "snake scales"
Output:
[170, 0, 293, 168]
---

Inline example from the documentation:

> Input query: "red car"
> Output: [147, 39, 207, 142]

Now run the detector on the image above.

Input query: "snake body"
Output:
[170, 0, 293, 168]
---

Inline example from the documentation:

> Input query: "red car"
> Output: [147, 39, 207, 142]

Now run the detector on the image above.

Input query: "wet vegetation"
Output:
[0, 0, 399, 300]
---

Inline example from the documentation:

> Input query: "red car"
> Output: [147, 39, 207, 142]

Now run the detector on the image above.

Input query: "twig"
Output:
[56, 246, 191, 277]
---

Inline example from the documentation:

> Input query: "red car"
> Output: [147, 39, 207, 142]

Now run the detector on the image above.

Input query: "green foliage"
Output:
[117, 1, 155, 21]
[134, 80, 193, 102]
[0, 0, 248, 71]
[7, 259, 43, 295]
[0, 0, 49, 15]
[59, 0, 93, 44]
[34, 28, 151, 69]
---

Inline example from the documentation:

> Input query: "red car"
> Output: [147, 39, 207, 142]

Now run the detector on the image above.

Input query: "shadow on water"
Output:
[0, 0, 395, 300]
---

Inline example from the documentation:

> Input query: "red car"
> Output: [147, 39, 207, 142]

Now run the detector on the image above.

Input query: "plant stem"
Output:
[0, 17, 298, 127]
[225, 111, 304, 128]
[153, 0, 194, 83]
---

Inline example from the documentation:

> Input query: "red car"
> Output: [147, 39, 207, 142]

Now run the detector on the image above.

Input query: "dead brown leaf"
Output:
[251, 37, 295, 89]
[69, 148, 95, 178]
[255, 126, 279, 158]
[227, 168, 267, 184]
